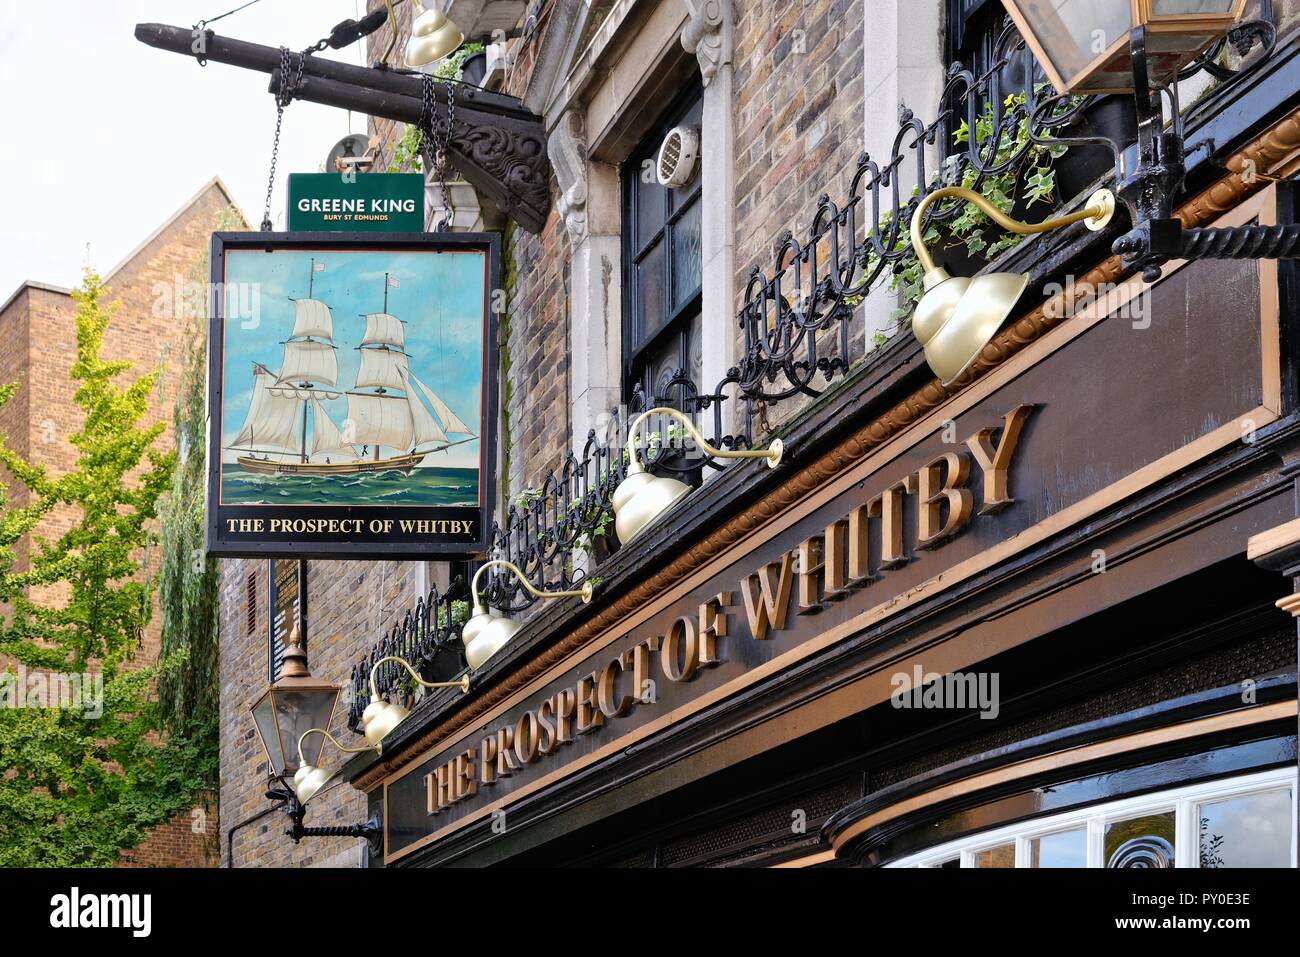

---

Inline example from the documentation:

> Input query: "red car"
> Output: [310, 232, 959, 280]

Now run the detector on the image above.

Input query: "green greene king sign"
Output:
[287, 173, 423, 232]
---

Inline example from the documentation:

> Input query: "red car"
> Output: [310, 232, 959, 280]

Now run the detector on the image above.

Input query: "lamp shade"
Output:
[912, 267, 1029, 386]
[404, 1, 465, 71]
[250, 624, 340, 776]
[360, 698, 410, 747]
[461, 609, 522, 670]
[1001, 0, 1246, 95]
[292, 764, 334, 804]
[611, 467, 691, 544]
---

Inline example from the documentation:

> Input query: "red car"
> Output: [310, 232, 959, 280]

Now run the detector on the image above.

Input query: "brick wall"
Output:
[733, 0, 865, 429]
[0, 179, 235, 868]
[117, 797, 219, 868]
[219, 558, 422, 867]
[502, 211, 572, 500]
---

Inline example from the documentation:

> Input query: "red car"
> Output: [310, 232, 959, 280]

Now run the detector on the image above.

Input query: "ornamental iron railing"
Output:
[347, 13, 1275, 726]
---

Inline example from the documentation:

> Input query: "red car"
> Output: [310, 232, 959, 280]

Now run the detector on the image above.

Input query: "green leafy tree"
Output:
[156, 206, 242, 788]
[0, 270, 205, 866]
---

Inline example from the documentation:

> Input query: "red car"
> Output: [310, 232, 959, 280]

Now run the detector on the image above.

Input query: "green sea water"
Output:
[221, 464, 479, 507]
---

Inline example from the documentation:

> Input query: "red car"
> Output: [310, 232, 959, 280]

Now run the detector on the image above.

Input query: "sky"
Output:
[221, 246, 485, 470]
[0, 0, 369, 299]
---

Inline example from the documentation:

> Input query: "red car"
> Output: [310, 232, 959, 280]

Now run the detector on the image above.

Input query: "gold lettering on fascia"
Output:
[423, 404, 1034, 815]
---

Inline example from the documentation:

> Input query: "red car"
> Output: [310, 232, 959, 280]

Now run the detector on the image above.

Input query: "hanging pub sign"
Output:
[206, 231, 500, 559]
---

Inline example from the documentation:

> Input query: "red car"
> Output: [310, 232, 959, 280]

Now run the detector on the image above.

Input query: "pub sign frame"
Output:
[206, 231, 500, 559]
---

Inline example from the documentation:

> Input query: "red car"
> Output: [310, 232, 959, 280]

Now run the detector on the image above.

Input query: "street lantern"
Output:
[1001, 0, 1247, 95]
[250, 623, 340, 776]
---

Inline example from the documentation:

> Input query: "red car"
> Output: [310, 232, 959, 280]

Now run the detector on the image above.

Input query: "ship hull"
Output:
[236, 452, 426, 476]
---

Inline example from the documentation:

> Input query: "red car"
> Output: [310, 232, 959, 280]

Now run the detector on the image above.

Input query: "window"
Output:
[945, 0, 1008, 78]
[889, 768, 1298, 868]
[246, 570, 258, 635]
[267, 560, 304, 681]
[621, 83, 704, 408]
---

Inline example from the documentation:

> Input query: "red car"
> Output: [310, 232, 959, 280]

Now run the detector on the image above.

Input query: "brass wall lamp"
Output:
[461, 560, 594, 670]
[291, 728, 377, 804]
[612, 407, 784, 543]
[909, 186, 1116, 384]
[360, 655, 470, 747]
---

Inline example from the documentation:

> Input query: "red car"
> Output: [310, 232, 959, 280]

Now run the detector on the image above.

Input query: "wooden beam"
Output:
[134, 22, 550, 232]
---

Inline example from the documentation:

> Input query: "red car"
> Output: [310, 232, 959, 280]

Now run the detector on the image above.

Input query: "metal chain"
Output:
[420, 73, 456, 231]
[261, 46, 309, 231]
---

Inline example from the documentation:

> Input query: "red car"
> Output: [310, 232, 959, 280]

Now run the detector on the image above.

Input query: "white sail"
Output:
[355, 347, 408, 392]
[267, 385, 341, 400]
[408, 372, 473, 434]
[347, 392, 413, 451]
[310, 399, 356, 457]
[231, 368, 301, 453]
[403, 378, 448, 446]
[362, 313, 404, 349]
[278, 340, 337, 386]
[291, 298, 333, 340]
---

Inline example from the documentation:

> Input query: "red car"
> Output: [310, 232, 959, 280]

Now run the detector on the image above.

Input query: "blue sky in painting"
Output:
[221, 247, 484, 470]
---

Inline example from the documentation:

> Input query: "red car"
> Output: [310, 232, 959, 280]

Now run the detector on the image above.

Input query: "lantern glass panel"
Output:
[276, 688, 338, 769]
[1149, 0, 1237, 16]
[1010, 0, 1133, 90]
[251, 691, 285, 773]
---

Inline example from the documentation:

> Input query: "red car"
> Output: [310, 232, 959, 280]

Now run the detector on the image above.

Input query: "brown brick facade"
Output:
[219, 558, 427, 867]
[0, 178, 236, 868]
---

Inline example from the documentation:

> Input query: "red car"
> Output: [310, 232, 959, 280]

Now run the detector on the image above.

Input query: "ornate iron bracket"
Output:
[1111, 18, 1281, 279]
[135, 22, 551, 233]
[269, 783, 383, 854]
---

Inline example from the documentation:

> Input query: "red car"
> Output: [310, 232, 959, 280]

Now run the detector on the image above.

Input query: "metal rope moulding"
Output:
[360, 655, 470, 747]
[461, 560, 594, 670]
[910, 187, 1116, 384]
[613, 407, 784, 543]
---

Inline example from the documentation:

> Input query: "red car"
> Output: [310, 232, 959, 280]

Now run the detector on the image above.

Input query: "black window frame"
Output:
[945, 0, 1004, 76]
[620, 79, 705, 407]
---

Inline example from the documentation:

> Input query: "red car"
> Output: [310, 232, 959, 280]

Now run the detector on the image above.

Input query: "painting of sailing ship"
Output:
[218, 247, 485, 509]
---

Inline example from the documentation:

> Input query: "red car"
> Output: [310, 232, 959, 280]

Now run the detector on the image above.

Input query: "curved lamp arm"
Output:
[909, 186, 1116, 274]
[471, 559, 593, 616]
[296, 727, 376, 766]
[624, 406, 783, 476]
[368, 654, 470, 701]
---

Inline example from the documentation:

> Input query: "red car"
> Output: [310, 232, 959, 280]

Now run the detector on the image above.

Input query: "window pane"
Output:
[671, 198, 703, 308]
[687, 313, 702, 392]
[1198, 788, 1293, 868]
[641, 332, 684, 406]
[636, 168, 666, 250]
[1105, 811, 1176, 868]
[1030, 828, 1087, 868]
[637, 240, 667, 341]
[937, 857, 960, 868]
[972, 843, 1015, 868]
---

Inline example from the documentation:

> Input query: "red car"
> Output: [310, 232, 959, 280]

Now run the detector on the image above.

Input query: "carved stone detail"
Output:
[681, 0, 729, 86]
[548, 109, 588, 248]
[351, 102, 1300, 794]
